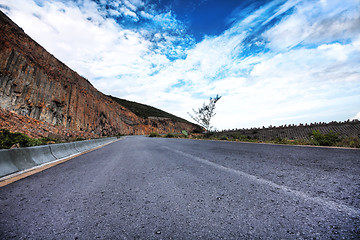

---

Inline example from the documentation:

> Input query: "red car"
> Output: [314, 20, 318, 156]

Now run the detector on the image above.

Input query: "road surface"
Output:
[1, 136, 359, 239]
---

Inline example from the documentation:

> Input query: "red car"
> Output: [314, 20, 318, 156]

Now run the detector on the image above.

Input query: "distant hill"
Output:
[216, 120, 360, 141]
[107, 95, 191, 124]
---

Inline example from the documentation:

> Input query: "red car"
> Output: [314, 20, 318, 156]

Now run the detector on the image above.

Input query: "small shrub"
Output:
[291, 139, 311, 146]
[165, 133, 176, 138]
[219, 136, 228, 141]
[115, 133, 125, 138]
[310, 130, 340, 146]
[192, 128, 203, 134]
[74, 137, 86, 142]
[232, 133, 251, 141]
[191, 134, 204, 139]
[149, 132, 160, 138]
[274, 137, 287, 144]
[337, 136, 360, 148]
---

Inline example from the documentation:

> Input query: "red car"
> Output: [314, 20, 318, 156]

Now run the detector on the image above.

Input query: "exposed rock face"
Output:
[0, 11, 198, 137]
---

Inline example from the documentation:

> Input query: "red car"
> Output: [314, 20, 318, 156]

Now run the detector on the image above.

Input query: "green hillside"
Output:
[107, 95, 192, 124]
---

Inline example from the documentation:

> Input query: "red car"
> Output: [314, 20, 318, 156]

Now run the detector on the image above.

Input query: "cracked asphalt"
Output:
[0, 136, 359, 239]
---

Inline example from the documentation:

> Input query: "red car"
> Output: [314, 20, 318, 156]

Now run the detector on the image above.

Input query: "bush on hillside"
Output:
[310, 130, 340, 146]
[273, 137, 288, 144]
[191, 128, 203, 134]
[0, 129, 52, 149]
[165, 133, 176, 138]
[337, 136, 360, 148]
[149, 132, 160, 138]
[231, 133, 251, 141]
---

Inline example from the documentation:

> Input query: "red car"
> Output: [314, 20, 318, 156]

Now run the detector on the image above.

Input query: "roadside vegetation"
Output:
[148, 130, 360, 148]
[0, 129, 121, 149]
[0, 129, 59, 149]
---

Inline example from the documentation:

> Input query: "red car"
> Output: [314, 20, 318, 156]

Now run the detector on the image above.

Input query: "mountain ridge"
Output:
[107, 95, 191, 123]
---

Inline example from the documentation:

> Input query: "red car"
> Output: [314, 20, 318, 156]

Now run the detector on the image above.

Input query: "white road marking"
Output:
[166, 147, 360, 217]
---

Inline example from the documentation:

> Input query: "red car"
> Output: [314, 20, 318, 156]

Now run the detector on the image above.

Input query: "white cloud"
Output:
[123, 0, 137, 11]
[128, 0, 144, 8]
[139, 10, 152, 19]
[119, 6, 138, 20]
[352, 112, 360, 120]
[263, 0, 360, 51]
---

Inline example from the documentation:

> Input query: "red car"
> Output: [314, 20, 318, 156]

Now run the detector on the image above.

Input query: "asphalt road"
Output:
[0, 136, 359, 239]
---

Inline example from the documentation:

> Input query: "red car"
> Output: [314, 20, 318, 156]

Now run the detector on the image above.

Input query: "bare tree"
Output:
[188, 94, 221, 132]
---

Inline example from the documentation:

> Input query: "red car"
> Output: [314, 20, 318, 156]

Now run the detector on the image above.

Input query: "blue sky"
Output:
[1, 0, 359, 129]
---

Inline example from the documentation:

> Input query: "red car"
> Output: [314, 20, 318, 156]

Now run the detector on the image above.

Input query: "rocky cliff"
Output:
[0, 11, 199, 137]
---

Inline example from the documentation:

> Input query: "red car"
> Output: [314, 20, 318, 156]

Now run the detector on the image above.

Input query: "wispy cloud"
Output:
[1, 0, 359, 129]
[263, 0, 360, 51]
